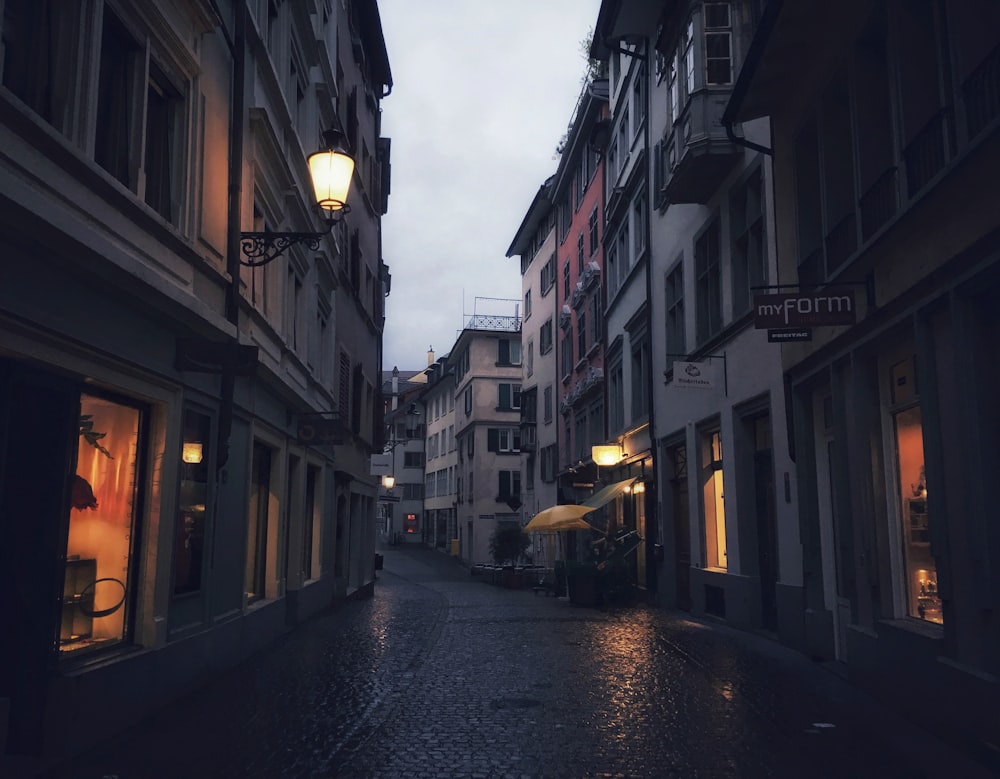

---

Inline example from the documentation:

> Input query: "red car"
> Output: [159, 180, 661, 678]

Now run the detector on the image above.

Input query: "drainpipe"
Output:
[639, 37, 659, 597]
[216, 1, 247, 471]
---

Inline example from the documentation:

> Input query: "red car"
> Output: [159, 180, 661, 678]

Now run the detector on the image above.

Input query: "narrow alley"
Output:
[39, 548, 991, 779]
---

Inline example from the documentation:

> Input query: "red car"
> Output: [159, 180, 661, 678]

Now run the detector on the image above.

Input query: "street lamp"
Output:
[240, 129, 355, 266]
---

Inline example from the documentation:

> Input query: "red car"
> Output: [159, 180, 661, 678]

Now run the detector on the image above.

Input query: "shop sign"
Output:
[767, 328, 813, 342]
[754, 289, 856, 329]
[370, 453, 392, 475]
[297, 418, 345, 445]
[673, 361, 714, 389]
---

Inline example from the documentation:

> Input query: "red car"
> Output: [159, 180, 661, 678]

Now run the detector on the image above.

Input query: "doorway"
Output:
[667, 443, 691, 610]
[750, 414, 778, 632]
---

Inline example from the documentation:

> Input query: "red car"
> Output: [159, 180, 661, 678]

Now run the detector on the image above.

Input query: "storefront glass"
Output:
[701, 430, 727, 569]
[62, 393, 143, 655]
[892, 404, 941, 623]
[890, 355, 942, 624]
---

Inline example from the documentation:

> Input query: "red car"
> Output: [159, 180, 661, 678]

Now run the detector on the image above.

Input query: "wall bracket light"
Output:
[240, 129, 354, 267]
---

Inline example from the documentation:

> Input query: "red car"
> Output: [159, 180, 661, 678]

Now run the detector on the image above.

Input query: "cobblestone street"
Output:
[42, 548, 991, 779]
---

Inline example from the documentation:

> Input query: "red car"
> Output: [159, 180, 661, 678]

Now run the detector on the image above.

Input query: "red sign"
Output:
[754, 289, 856, 329]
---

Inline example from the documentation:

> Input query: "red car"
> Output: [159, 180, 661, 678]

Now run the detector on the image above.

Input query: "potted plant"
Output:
[489, 524, 529, 589]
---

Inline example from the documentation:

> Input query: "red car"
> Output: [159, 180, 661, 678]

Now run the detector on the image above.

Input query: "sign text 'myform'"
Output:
[753, 289, 856, 329]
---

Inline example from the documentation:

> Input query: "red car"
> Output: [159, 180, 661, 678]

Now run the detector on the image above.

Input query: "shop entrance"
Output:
[667, 443, 691, 610]
[751, 414, 778, 632]
[0, 359, 78, 753]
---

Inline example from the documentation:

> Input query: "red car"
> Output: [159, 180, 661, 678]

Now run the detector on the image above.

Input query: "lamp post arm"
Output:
[240, 226, 332, 267]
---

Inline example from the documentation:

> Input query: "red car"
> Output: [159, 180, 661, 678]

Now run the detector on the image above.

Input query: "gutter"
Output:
[721, 0, 784, 157]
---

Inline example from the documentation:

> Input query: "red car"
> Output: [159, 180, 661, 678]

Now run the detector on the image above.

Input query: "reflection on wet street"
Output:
[43, 547, 991, 779]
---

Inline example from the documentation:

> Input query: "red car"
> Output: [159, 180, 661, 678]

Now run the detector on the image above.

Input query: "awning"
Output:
[523, 504, 595, 533]
[582, 477, 637, 509]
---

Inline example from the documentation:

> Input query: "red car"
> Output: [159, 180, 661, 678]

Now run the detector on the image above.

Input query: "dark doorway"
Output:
[668, 444, 691, 611]
[0, 359, 79, 754]
[752, 414, 778, 631]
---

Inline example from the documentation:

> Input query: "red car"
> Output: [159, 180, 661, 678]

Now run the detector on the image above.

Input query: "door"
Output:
[0, 359, 79, 754]
[668, 443, 691, 610]
[752, 414, 778, 632]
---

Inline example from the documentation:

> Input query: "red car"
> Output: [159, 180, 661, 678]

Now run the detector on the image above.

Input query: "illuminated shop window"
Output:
[890, 356, 941, 623]
[62, 393, 144, 656]
[701, 429, 727, 570]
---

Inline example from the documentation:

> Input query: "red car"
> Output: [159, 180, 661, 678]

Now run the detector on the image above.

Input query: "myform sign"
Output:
[754, 288, 856, 329]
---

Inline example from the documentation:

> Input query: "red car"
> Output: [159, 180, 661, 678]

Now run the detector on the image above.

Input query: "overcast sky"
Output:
[378, 0, 602, 372]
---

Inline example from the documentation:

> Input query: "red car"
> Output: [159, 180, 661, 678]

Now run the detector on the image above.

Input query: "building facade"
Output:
[727, 0, 999, 755]
[452, 311, 524, 566]
[0, 0, 390, 768]
[421, 355, 458, 550]
[589, 5, 657, 594]
[507, 178, 560, 565]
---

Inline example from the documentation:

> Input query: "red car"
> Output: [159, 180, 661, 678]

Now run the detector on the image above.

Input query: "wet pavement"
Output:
[40, 547, 992, 778]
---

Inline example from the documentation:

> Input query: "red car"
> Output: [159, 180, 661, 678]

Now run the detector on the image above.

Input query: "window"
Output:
[175, 410, 212, 596]
[61, 392, 146, 657]
[888, 355, 940, 623]
[403, 483, 424, 501]
[695, 218, 722, 342]
[498, 470, 521, 501]
[524, 290, 532, 320]
[540, 444, 558, 482]
[404, 451, 425, 468]
[488, 427, 521, 453]
[683, 20, 695, 95]
[526, 340, 534, 377]
[543, 385, 553, 424]
[246, 441, 274, 603]
[577, 233, 585, 273]
[731, 168, 765, 316]
[498, 338, 521, 366]
[574, 411, 587, 461]
[794, 119, 824, 286]
[561, 333, 573, 378]
[665, 262, 686, 371]
[541, 254, 556, 294]
[591, 295, 603, 346]
[540, 318, 554, 354]
[632, 193, 646, 256]
[631, 334, 650, 421]
[608, 356, 624, 433]
[668, 52, 680, 124]
[588, 207, 599, 256]
[704, 3, 733, 85]
[95, 10, 183, 224]
[577, 310, 587, 358]
[464, 385, 472, 415]
[701, 428, 727, 569]
[498, 383, 521, 410]
[563, 260, 571, 299]
[1, 0, 82, 133]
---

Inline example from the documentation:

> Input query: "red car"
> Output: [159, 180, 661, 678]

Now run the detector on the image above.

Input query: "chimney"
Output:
[427, 346, 435, 366]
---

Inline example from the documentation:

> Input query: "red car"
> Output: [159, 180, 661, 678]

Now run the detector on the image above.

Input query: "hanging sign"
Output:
[673, 361, 714, 389]
[754, 289, 856, 329]
[297, 418, 346, 445]
[767, 328, 813, 343]
[370, 454, 393, 476]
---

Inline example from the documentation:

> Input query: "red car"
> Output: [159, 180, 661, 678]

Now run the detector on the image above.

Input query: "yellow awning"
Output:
[581, 477, 637, 509]
[523, 504, 595, 533]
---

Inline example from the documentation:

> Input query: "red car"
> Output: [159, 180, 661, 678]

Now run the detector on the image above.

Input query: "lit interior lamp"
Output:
[633, 481, 646, 494]
[382, 474, 396, 489]
[182, 442, 204, 464]
[592, 444, 623, 467]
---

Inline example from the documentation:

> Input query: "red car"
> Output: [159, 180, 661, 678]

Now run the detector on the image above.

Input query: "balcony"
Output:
[582, 261, 601, 290]
[559, 305, 572, 331]
[661, 91, 743, 204]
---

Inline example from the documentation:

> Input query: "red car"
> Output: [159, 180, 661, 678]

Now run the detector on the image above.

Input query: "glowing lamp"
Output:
[182, 442, 204, 464]
[592, 444, 623, 467]
[382, 475, 396, 489]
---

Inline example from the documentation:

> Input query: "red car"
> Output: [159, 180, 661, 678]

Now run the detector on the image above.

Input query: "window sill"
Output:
[876, 617, 944, 641]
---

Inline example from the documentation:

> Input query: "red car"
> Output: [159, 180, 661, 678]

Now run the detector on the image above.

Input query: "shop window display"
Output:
[890, 357, 942, 624]
[62, 393, 144, 655]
